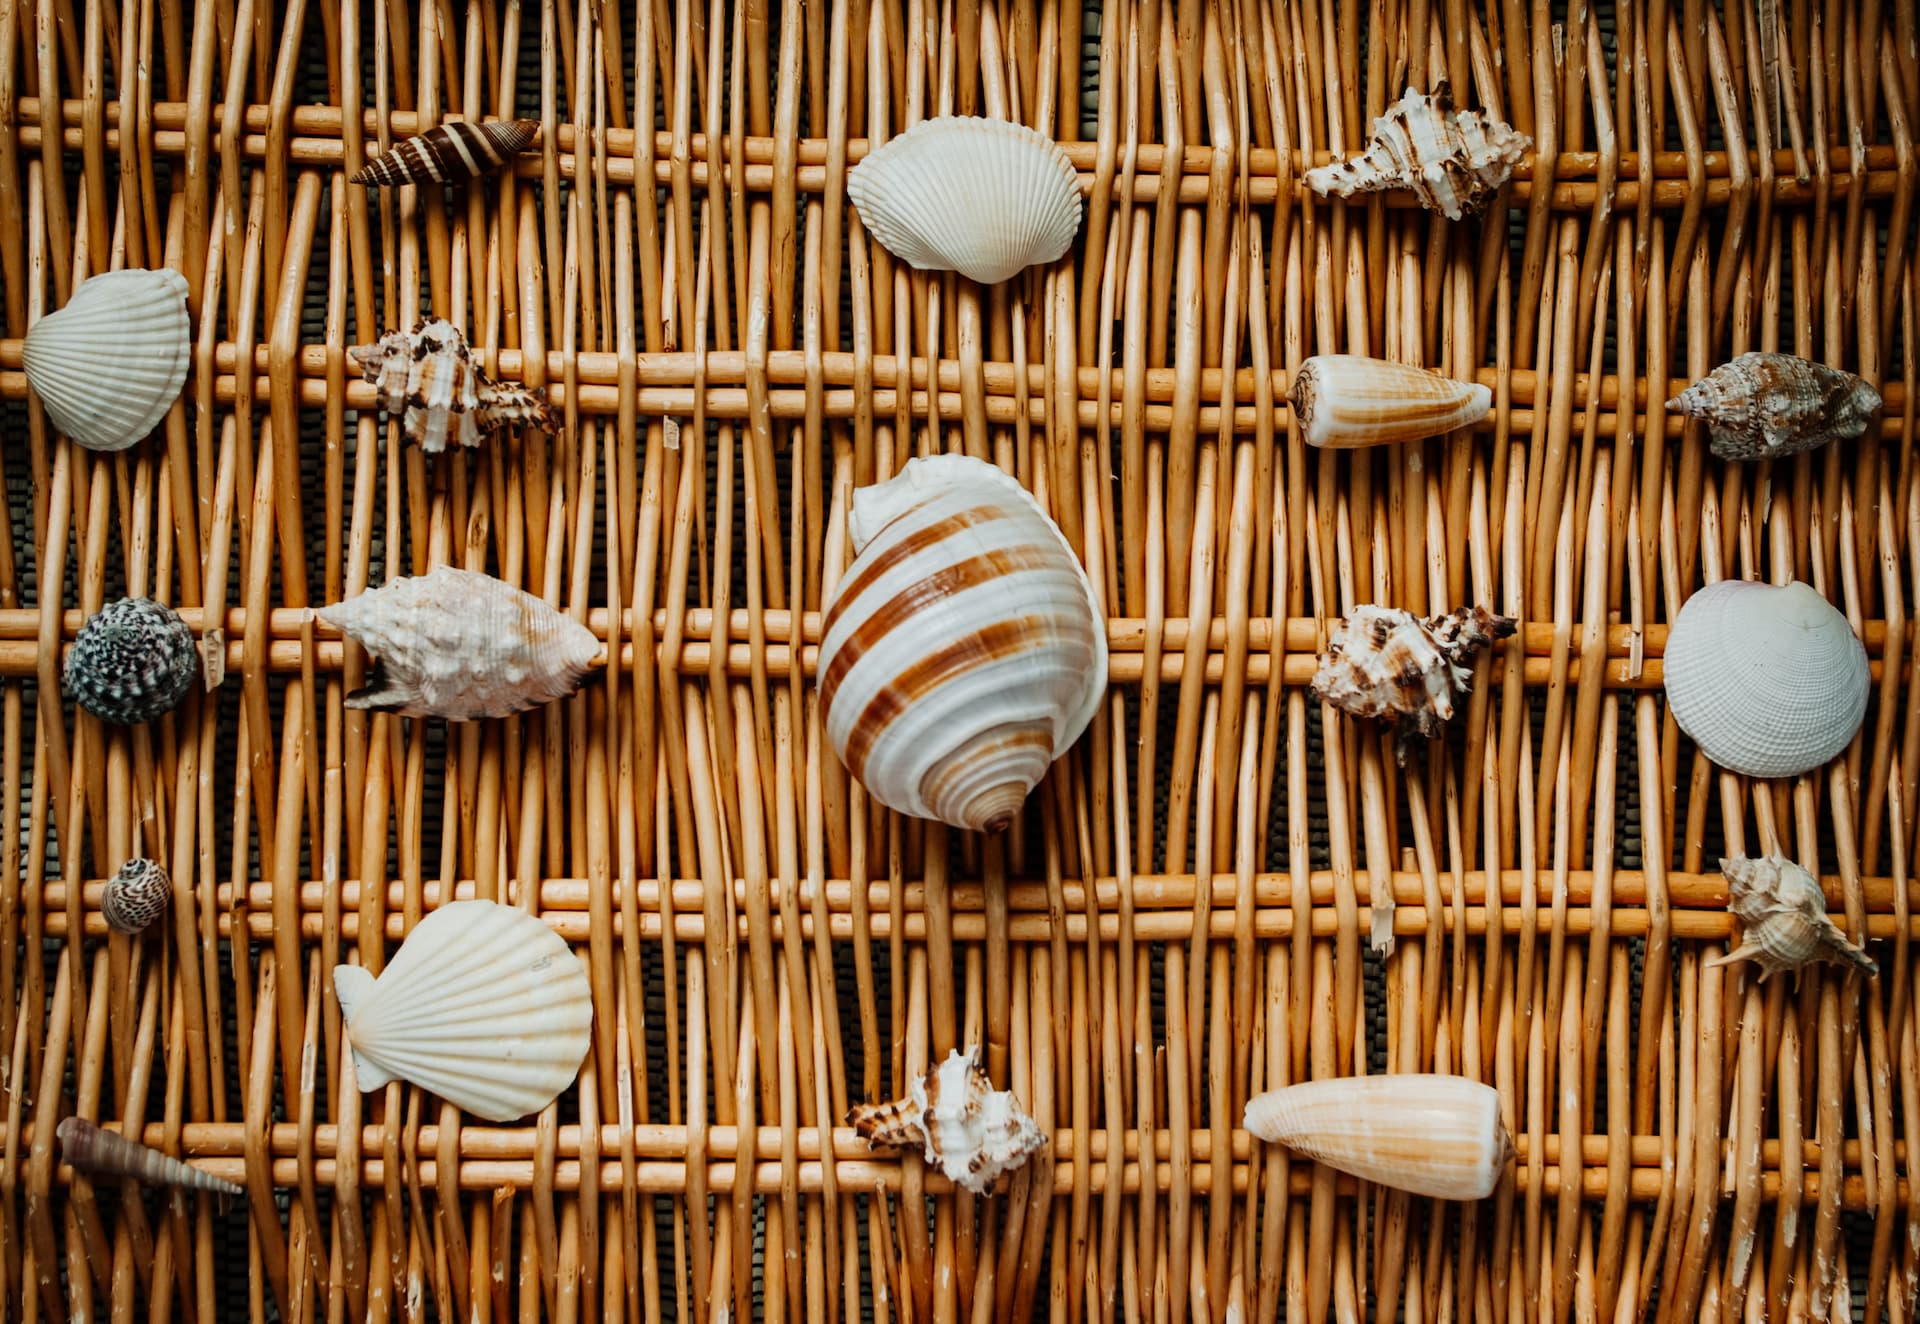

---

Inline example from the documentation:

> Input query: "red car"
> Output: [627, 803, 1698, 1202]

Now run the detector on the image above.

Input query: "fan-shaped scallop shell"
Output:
[102, 858, 171, 935]
[1310, 604, 1514, 761]
[64, 597, 200, 725]
[1707, 854, 1877, 980]
[1243, 1075, 1512, 1201]
[1303, 82, 1530, 220]
[23, 268, 191, 452]
[333, 900, 593, 1122]
[846, 1047, 1045, 1195]
[1667, 352, 1881, 461]
[1289, 355, 1492, 448]
[352, 119, 540, 187]
[818, 454, 1106, 833]
[847, 116, 1084, 285]
[57, 1117, 241, 1197]
[1661, 579, 1868, 779]
[315, 566, 599, 721]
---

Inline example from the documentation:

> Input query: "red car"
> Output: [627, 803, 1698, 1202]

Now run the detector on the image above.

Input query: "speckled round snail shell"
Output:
[101, 858, 171, 935]
[63, 597, 200, 725]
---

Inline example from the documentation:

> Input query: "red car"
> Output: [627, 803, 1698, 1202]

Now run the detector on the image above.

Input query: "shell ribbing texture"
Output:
[23, 268, 191, 452]
[63, 597, 200, 725]
[1667, 352, 1882, 460]
[819, 455, 1106, 832]
[1288, 355, 1492, 448]
[1302, 82, 1529, 220]
[102, 858, 171, 935]
[352, 119, 539, 186]
[1243, 1075, 1512, 1201]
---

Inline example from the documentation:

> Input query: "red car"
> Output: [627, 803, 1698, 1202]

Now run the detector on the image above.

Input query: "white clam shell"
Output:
[848, 116, 1084, 285]
[1289, 355, 1492, 448]
[316, 566, 600, 720]
[1243, 1074, 1512, 1201]
[24, 268, 191, 452]
[333, 900, 592, 1122]
[1661, 579, 1869, 779]
[820, 455, 1106, 833]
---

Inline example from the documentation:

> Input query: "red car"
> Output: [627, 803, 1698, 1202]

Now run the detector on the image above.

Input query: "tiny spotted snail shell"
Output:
[818, 455, 1106, 833]
[102, 858, 170, 935]
[1707, 854, 1877, 981]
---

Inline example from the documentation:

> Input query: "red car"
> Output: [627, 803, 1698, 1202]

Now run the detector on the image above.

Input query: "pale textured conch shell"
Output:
[57, 1117, 242, 1197]
[847, 116, 1084, 285]
[1303, 82, 1530, 220]
[350, 318, 556, 454]
[1288, 355, 1493, 448]
[1707, 854, 1877, 981]
[1243, 1075, 1512, 1201]
[1667, 352, 1882, 461]
[846, 1047, 1045, 1195]
[315, 566, 599, 720]
[334, 900, 593, 1122]
[1310, 604, 1515, 761]
[1661, 579, 1869, 779]
[818, 454, 1106, 832]
[23, 268, 191, 452]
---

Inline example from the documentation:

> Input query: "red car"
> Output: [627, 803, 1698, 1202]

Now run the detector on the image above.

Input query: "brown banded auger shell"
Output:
[1244, 1075, 1513, 1201]
[846, 1047, 1045, 1195]
[57, 1117, 242, 1197]
[1289, 355, 1492, 448]
[1707, 854, 1877, 981]
[353, 119, 540, 187]
[351, 318, 555, 453]
[1310, 604, 1515, 762]
[1667, 352, 1881, 461]
[1304, 82, 1530, 220]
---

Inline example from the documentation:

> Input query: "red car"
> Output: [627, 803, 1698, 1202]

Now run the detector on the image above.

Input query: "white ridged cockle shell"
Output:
[1243, 1075, 1512, 1201]
[846, 1047, 1045, 1194]
[818, 455, 1106, 833]
[24, 268, 191, 452]
[1288, 355, 1492, 448]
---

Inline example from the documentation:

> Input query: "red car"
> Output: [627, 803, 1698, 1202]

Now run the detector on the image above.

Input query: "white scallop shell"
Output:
[1662, 579, 1869, 779]
[315, 566, 599, 720]
[1243, 1074, 1512, 1201]
[819, 454, 1105, 833]
[848, 116, 1084, 285]
[333, 900, 592, 1122]
[24, 268, 191, 452]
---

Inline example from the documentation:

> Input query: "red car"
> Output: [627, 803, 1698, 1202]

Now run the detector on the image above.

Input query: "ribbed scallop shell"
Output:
[352, 119, 539, 187]
[1667, 352, 1882, 460]
[24, 268, 191, 452]
[316, 566, 599, 720]
[333, 900, 593, 1122]
[819, 455, 1106, 833]
[1310, 604, 1514, 761]
[1289, 355, 1492, 448]
[846, 1048, 1045, 1195]
[64, 597, 200, 725]
[1304, 82, 1530, 220]
[1243, 1075, 1512, 1201]
[102, 858, 171, 935]
[848, 117, 1084, 285]
[1707, 854, 1877, 980]
[1662, 579, 1868, 779]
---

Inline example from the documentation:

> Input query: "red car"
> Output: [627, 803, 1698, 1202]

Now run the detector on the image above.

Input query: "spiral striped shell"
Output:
[819, 455, 1106, 833]
[102, 857, 171, 935]
[352, 119, 539, 187]
[64, 597, 199, 725]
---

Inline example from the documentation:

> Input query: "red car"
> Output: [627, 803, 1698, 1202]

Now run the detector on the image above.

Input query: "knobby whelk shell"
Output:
[334, 900, 593, 1122]
[847, 116, 1084, 285]
[1661, 579, 1868, 779]
[1708, 854, 1877, 981]
[1288, 355, 1492, 448]
[846, 1047, 1045, 1195]
[818, 454, 1106, 833]
[1243, 1075, 1512, 1201]
[1303, 82, 1530, 220]
[1667, 352, 1881, 461]
[351, 318, 556, 454]
[352, 119, 540, 187]
[24, 268, 191, 452]
[57, 1117, 242, 1197]
[64, 597, 201, 725]
[102, 858, 171, 936]
[1310, 604, 1515, 762]
[316, 566, 599, 721]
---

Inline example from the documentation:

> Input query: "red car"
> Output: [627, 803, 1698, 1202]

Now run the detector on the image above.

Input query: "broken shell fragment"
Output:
[1244, 1075, 1512, 1201]
[1304, 82, 1530, 220]
[102, 858, 171, 936]
[1288, 355, 1492, 448]
[1667, 353, 1881, 461]
[1310, 604, 1515, 762]
[315, 566, 599, 720]
[1707, 854, 1877, 980]
[64, 597, 200, 725]
[57, 1117, 242, 1197]
[846, 1047, 1045, 1195]
[24, 268, 192, 452]
[352, 119, 540, 187]
[351, 318, 554, 454]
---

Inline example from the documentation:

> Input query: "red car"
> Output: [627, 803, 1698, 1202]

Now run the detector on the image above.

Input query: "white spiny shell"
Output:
[819, 455, 1106, 833]
[1310, 604, 1515, 761]
[1289, 355, 1492, 448]
[1707, 854, 1877, 980]
[1243, 1075, 1512, 1201]
[333, 900, 592, 1122]
[24, 268, 191, 452]
[1304, 82, 1530, 220]
[1662, 579, 1869, 779]
[846, 1048, 1045, 1195]
[848, 116, 1084, 285]
[315, 566, 599, 720]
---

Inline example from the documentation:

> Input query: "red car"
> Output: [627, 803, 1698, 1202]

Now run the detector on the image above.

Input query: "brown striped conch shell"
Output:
[24, 268, 191, 452]
[351, 318, 555, 453]
[1707, 854, 1877, 981]
[57, 1117, 242, 1197]
[1667, 352, 1881, 461]
[1244, 1075, 1512, 1201]
[1289, 355, 1492, 448]
[1303, 82, 1529, 220]
[102, 857, 171, 936]
[818, 454, 1106, 832]
[846, 1047, 1045, 1195]
[316, 566, 599, 720]
[352, 119, 540, 187]
[1310, 604, 1515, 762]
[335, 900, 594, 1121]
